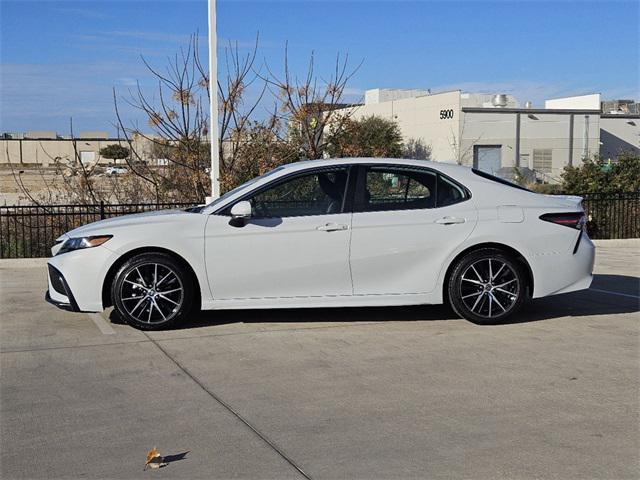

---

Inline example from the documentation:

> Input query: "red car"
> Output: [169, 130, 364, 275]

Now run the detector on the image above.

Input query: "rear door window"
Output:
[357, 166, 469, 212]
[363, 167, 437, 212]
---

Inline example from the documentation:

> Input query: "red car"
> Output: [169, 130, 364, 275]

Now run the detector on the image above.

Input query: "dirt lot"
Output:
[1, 242, 638, 479]
[0, 167, 121, 205]
[0, 169, 56, 204]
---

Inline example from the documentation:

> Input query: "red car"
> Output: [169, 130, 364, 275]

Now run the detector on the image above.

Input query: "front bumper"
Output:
[45, 245, 119, 312]
[45, 290, 79, 312]
[45, 264, 80, 311]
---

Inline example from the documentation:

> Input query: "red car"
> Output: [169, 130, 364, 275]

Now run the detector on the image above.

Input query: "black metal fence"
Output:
[580, 192, 640, 240]
[0, 202, 198, 259]
[0, 193, 638, 258]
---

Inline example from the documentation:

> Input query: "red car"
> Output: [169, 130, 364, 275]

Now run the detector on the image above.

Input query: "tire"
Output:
[111, 252, 194, 330]
[447, 248, 528, 325]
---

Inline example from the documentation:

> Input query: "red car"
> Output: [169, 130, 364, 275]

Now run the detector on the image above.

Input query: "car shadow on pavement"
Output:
[490, 273, 639, 326]
[108, 274, 639, 330]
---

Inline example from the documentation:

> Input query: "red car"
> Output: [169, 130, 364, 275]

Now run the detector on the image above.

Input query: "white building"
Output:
[336, 89, 639, 182]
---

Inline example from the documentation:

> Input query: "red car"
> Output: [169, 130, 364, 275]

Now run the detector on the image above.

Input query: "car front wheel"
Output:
[447, 248, 528, 324]
[112, 253, 193, 330]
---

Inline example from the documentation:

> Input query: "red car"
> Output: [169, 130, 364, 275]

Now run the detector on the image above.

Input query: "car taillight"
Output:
[540, 212, 585, 230]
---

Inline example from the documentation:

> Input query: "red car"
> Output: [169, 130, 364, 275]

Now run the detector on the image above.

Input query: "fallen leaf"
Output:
[144, 447, 167, 470]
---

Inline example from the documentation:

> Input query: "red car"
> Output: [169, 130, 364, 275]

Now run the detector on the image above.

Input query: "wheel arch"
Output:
[101, 246, 202, 310]
[442, 242, 534, 302]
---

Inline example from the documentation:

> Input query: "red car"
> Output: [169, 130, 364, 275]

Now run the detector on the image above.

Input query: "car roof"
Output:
[279, 157, 471, 175]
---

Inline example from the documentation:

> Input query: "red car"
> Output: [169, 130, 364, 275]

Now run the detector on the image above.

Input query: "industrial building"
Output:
[336, 89, 639, 182]
[2, 92, 638, 185]
[0, 131, 155, 167]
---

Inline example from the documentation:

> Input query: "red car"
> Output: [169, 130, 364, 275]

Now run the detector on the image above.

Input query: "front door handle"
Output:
[435, 217, 466, 225]
[317, 223, 349, 232]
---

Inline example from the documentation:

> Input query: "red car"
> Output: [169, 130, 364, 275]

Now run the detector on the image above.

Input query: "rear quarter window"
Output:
[471, 169, 531, 192]
[437, 174, 468, 207]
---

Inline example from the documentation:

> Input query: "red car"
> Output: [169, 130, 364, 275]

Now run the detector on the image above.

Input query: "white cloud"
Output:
[53, 7, 112, 20]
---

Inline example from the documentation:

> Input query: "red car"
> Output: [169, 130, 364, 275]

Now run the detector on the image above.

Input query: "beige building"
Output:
[599, 114, 640, 160]
[336, 89, 639, 182]
[0, 131, 157, 167]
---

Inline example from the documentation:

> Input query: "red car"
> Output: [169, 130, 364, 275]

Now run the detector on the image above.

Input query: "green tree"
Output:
[99, 144, 130, 160]
[561, 153, 640, 193]
[327, 115, 403, 158]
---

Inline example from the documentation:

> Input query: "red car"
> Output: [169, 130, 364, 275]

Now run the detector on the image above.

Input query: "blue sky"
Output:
[1, 0, 638, 135]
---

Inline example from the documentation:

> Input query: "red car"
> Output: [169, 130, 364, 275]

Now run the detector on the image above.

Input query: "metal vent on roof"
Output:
[492, 94, 508, 107]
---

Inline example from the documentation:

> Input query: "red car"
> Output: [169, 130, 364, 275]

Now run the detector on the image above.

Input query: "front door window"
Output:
[249, 169, 349, 218]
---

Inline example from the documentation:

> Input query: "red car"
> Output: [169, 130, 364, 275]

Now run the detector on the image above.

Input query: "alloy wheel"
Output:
[459, 258, 520, 319]
[119, 262, 184, 325]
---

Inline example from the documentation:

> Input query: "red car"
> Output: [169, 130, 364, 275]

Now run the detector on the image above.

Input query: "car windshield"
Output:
[186, 166, 287, 213]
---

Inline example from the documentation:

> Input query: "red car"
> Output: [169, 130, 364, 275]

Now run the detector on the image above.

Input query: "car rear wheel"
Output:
[112, 253, 193, 330]
[447, 248, 528, 324]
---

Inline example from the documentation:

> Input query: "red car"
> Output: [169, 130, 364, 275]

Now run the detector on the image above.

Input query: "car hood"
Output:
[57, 209, 195, 241]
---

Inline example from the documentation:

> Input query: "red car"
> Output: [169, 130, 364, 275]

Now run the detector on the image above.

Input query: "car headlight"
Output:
[56, 235, 112, 255]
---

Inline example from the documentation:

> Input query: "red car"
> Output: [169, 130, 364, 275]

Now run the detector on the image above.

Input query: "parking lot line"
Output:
[87, 312, 116, 335]
[143, 332, 312, 479]
[590, 288, 640, 300]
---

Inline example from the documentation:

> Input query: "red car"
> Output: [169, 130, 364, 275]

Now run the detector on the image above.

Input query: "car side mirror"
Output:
[229, 200, 252, 227]
[230, 200, 252, 219]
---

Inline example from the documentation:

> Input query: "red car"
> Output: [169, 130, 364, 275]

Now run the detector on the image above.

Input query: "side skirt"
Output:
[201, 291, 442, 311]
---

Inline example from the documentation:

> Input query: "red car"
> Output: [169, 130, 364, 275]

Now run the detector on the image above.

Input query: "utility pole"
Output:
[207, 0, 220, 200]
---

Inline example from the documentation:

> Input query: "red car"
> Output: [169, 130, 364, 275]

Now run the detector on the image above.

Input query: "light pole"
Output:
[207, 0, 220, 200]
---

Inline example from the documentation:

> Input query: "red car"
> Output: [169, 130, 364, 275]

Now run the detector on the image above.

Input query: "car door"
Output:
[204, 166, 354, 300]
[349, 165, 478, 295]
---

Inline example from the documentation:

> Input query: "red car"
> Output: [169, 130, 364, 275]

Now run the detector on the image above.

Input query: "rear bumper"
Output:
[532, 233, 595, 298]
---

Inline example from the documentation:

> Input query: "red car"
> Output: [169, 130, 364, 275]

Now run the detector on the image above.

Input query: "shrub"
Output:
[561, 153, 640, 193]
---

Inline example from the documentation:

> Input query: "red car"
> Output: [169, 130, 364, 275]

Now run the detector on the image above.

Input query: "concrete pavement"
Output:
[1, 243, 638, 479]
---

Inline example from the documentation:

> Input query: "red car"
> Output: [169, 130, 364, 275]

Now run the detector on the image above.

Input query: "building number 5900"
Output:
[440, 109, 454, 120]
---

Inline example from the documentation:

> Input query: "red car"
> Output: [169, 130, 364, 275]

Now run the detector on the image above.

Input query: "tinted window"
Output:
[437, 175, 467, 207]
[472, 168, 531, 192]
[207, 166, 287, 213]
[249, 168, 349, 218]
[362, 168, 437, 212]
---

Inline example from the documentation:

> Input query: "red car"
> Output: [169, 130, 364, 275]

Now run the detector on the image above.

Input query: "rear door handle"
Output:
[435, 217, 466, 225]
[317, 223, 349, 232]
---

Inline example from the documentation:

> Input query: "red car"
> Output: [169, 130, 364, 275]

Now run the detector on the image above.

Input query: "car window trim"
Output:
[215, 165, 355, 219]
[353, 163, 471, 213]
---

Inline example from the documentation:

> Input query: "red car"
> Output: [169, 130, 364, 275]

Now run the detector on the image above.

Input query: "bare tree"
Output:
[114, 33, 289, 197]
[205, 35, 273, 189]
[448, 116, 482, 165]
[263, 44, 362, 160]
[112, 33, 212, 202]
[9, 33, 365, 205]
[403, 138, 432, 160]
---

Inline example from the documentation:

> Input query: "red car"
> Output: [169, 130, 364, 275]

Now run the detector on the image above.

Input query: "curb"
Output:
[593, 239, 640, 248]
[0, 258, 48, 268]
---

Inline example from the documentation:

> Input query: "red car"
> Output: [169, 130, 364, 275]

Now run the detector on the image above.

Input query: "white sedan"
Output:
[46, 158, 595, 329]
[105, 166, 128, 175]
